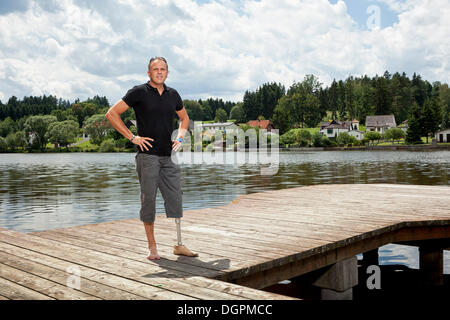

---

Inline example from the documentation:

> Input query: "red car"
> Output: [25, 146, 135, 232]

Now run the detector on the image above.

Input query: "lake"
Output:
[0, 150, 449, 273]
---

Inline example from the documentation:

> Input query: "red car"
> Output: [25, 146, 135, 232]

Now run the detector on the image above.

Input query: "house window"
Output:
[327, 129, 333, 134]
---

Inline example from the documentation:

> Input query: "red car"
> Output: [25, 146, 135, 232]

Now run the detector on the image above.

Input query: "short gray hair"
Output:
[148, 57, 168, 71]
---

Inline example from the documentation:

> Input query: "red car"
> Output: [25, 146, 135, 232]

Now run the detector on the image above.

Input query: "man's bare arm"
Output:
[172, 107, 190, 151]
[176, 107, 189, 139]
[105, 100, 153, 151]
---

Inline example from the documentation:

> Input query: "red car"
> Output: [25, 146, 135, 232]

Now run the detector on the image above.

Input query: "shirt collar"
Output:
[147, 81, 168, 93]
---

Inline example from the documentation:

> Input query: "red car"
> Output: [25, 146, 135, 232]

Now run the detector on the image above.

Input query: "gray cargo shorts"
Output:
[135, 153, 183, 223]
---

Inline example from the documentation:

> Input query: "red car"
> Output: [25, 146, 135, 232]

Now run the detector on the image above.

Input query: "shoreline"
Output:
[2, 144, 450, 154]
[281, 144, 450, 152]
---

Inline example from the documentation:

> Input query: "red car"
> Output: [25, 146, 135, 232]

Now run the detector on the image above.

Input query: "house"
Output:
[365, 115, 396, 134]
[347, 130, 365, 141]
[197, 122, 236, 133]
[435, 129, 450, 143]
[247, 120, 275, 131]
[397, 120, 408, 133]
[320, 119, 364, 140]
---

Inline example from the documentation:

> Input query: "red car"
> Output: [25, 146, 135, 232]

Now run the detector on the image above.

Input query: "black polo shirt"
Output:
[122, 82, 183, 156]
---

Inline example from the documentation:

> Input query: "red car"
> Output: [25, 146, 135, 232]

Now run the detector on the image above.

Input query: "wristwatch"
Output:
[130, 134, 136, 142]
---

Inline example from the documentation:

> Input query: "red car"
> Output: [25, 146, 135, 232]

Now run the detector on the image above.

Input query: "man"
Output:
[106, 56, 198, 260]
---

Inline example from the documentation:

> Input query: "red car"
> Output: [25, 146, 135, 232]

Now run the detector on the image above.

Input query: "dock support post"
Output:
[312, 256, 358, 300]
[419, 244, 443, 286]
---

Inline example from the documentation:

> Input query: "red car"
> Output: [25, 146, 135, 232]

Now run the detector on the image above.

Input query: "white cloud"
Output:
[0, 0, 449, 104]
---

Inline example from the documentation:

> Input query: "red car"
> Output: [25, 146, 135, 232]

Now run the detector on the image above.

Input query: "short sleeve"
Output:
[122, 86, 142, 108]
[174, 91, 183, 111]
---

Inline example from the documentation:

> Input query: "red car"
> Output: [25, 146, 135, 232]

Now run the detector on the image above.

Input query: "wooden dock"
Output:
[0, 184, 449, 300]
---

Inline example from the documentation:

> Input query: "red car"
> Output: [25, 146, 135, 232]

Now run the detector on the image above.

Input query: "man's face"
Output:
[148, 59, 168, 85]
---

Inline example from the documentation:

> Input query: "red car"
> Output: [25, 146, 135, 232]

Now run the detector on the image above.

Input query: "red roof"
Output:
[247, 120, 274, 129]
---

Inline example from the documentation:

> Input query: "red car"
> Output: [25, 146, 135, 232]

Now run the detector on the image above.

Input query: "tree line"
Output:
[1, 70, 450, 151]
[184, 71, 449, 143]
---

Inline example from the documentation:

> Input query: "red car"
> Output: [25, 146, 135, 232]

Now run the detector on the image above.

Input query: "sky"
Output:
[0, 0, 449, 104]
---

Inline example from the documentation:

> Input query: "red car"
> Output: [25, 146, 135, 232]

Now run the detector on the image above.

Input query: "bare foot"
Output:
[173, 245, 198, 257]
[147, 246, 160, 260]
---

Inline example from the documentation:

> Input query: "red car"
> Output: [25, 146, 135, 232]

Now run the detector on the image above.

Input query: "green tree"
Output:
[411, 73, 427, 106]
[421, 98, 442, 143]
[383, 128, 405, 144]
[279, 129, 297, 146]
[312, 132, 324, 147]
[364, 131, 382, 145]
[0, 117, 16, 137]
[199, 101, 213, 121]
[374, 76, 392, 115]
[0, 137, 7, 152]
[336, 132, 357, 146]
[99, 139, 116, 152]
[439, 84, 450, 128]
[328, 80, 338, 119]
[72, 102, 99, 128]
[183, 100, 204, 121]
[5, 131, 26, 151]
[83, 114, 112, 145]
[273, 86, 321, 131]
[242, 90, 260, 121]
[46, 120, 79, 147]
[296, 129, 312, 145]
[24, 115, 57, 150]
[229, 103, 246, 123]
[405, 103, 423, 144]
[272, 95, 295, 134]
[214, 108, 228, 123]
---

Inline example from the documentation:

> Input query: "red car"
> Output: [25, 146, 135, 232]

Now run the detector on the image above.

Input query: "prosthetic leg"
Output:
[173, 218, 198, 257]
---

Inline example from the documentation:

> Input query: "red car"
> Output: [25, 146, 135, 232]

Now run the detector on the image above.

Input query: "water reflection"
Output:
[0, 151, 449, 271]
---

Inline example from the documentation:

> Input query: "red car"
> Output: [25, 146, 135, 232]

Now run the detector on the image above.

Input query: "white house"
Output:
[320, 119, 363, 140]
[435, 129, 450, 143]
[197, 122, 236, 133]
[348, 130, 365, 141]
[397, 120, 408, 133]
[366, 115, 396, 134]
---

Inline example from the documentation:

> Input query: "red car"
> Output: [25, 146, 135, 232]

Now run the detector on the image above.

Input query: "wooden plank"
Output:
[1, 184, 449, 300]
[0, 230, 279, 300]
[0, 236, 291, 300]
[87, 219, 329, 262]
[35, 227, 267, 266]
[0, 241, 193, 300]
[32, 230, 247, 273]
[74, 220, 308, 257]
[0, 276, 54, 300]
[0, 249, 146, 300]
[0, 261, 100, 300]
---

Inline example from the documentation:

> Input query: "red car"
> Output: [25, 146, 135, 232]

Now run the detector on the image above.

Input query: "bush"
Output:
[0, 137, 7, 152]
[312, 132, 323, 147]
[296, 129, 311, 144]
[365, 131, 382, 145]
[322, 136, 336, 147]
[280, 130, 297, 146]
[383, 128, 405, 143]
[5, 131, 26, 151]
[99, 139, 116, 152]
[337, 132, 358, 146]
